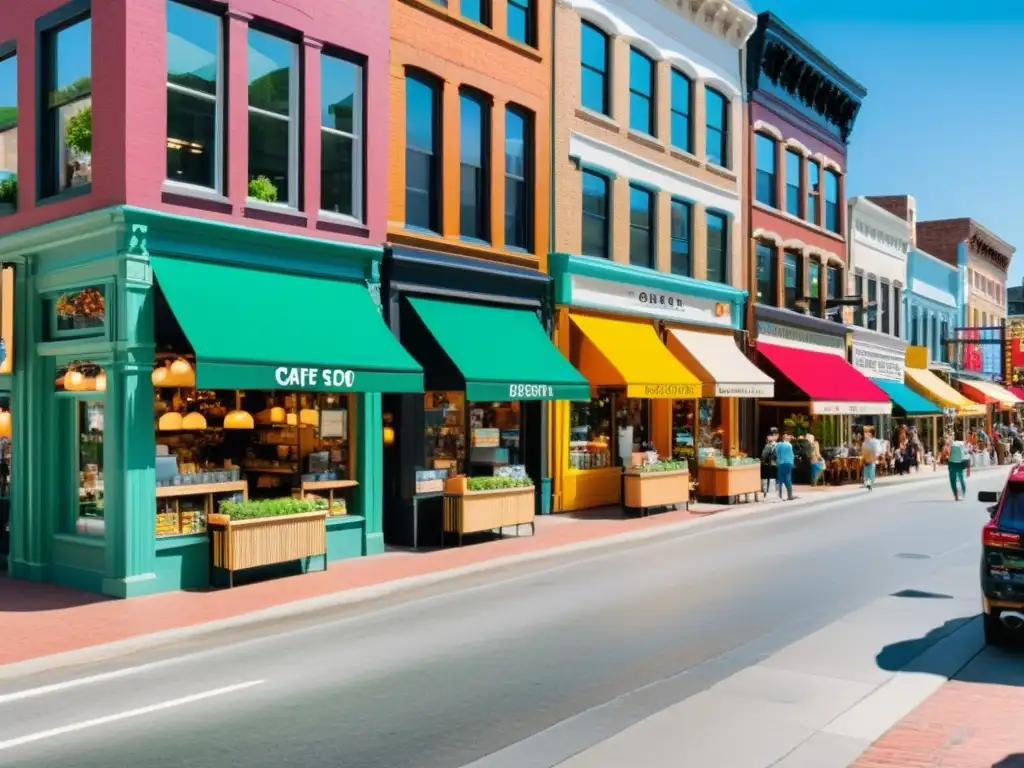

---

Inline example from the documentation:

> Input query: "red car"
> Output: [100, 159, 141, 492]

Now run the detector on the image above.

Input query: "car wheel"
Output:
[984, 611, 1009, 646]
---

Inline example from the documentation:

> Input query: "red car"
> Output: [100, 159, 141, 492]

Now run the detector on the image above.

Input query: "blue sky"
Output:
[750, 0, 1024, 284]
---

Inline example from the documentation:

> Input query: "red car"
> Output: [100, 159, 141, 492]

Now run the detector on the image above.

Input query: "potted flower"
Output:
[248, 175, 278, 203]
[207, 497, 327, 586]
[0, 175, 15, 214]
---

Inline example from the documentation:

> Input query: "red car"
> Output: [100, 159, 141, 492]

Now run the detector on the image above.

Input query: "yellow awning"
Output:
[959, 379, 1023, 410]
[904, 367, 986, 416]
[569, 314, 702, 399]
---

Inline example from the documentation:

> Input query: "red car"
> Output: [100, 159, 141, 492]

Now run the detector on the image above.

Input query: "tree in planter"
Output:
[248, 175, 278, 203]
[65, 106, 92, 155]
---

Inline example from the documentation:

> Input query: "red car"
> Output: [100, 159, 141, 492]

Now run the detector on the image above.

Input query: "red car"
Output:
[979, 465, 1024, 645]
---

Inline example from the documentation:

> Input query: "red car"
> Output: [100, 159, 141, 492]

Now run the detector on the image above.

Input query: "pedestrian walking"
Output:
[947, 435, 969, 501]
[760, 427, 778, 495]
[775, 432, 795, 501]
[861, 426, 881, 490]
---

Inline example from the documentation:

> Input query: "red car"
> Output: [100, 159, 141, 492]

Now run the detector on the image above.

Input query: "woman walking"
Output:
[946, 435, 969, 501]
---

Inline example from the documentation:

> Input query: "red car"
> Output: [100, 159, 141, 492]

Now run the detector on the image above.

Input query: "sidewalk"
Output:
[0, 464, 1003, 674]
[851, 645, 1024, 768]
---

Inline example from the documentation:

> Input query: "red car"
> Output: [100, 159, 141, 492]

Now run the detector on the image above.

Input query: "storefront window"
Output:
[673, 398, 725, 470]
[569, 392, 612, 470]
[424, 390, 466, 475]
[672, 399, 695, 462]
[467, 400, 521, 475]
[152, 368, 355, 535]
[78, 400, 104, 533]
[568, 391, 652, 470]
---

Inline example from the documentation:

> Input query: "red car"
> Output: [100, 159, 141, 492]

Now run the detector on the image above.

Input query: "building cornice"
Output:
[848, 197, 910, 233]
[746, 12, 866, 143]
[654, 0, 758, 48]
[968, 220, 1015, 268]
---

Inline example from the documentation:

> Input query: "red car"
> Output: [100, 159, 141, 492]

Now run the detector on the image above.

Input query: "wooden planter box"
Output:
[623, 469, 689, 516]
[442, 486, 535, 546]
[697, 464, 762, 503]
[207, 510, 328, 587]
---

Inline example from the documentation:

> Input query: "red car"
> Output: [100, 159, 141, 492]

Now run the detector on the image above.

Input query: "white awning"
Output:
[666, 329, 775, 398]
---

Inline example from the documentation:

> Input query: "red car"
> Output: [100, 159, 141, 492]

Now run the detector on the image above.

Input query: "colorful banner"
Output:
[1006, 321, 1024, 383]
[962, 328, 981, 372]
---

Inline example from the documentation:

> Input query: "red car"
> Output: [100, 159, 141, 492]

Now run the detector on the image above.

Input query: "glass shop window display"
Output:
[568, 389, 652, 470]
[467, 400, 521, 476]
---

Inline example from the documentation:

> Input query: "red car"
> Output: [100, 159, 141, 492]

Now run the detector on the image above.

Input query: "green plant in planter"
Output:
[218, 497, 317, 520]
[637, 460, 687, 473]
[0, 176, 16, 206]
[65, 106, 92, 155]
[248, 175, 278, 203]
[466, 475, 534, 491]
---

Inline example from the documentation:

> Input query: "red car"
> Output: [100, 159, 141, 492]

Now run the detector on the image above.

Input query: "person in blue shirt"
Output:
[774, 433, 795, 501]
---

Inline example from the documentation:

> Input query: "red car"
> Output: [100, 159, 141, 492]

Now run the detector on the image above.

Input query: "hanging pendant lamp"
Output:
[95, 370, 107, 392]
[0, 410, 12, 438]
[182, 411, 208, 430]
[158, 411, 184, 431]
[224, 392, 253, 429]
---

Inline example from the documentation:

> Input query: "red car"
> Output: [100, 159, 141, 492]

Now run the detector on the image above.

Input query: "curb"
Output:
[0, 464, 1008, 681]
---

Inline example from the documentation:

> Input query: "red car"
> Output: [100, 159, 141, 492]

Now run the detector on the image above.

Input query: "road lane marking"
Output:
[0, 658, 206, 705]
[0, 680, 264, 752]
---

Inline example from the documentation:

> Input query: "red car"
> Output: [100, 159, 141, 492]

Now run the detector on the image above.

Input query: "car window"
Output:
[1000, 487, 1024, 532]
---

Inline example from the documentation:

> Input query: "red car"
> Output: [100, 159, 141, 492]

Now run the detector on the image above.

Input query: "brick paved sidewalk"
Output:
[852, 646, 1024, 768]
[0, 464, 997, 671]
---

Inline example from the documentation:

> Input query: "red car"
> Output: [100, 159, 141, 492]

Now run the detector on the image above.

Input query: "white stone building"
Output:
[846, 197, 910, 338]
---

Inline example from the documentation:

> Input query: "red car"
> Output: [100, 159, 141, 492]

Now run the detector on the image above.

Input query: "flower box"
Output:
[623, 468, 689, 515]
[442, 485, 535, 546]
[207, 509, 327, 587]
[697, 464, 762, 503]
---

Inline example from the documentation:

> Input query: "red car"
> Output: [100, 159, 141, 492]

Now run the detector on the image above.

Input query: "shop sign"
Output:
[715, 382, 774, 398]
[851, 344, 904, 382]
[756, 321, 845, 354]
[508, 384, 555, 398]
[810, 400, 893, 416]
[627, 383, 702, 399]
[274, 366, 356, 390]
[569, 275, 733, 328]
[1005, 321, 1024, 383]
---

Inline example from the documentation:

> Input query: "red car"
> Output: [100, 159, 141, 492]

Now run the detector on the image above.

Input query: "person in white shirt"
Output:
[861, 426, 882, 491]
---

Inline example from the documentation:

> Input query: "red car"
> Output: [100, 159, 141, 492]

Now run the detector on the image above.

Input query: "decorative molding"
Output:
[753, 120, 783, 140]
[753, 229, 782, 244]
[815, 153, 843, 174]
[225, 8, 253, 22]
[126, 224, 149, 257]
[784, 137, 810, 156]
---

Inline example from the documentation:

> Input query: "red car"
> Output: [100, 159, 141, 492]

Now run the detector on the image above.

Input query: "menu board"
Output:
[320, 409, 346, 439]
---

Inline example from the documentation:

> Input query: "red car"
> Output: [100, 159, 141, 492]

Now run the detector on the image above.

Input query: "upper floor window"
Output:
[459, 90, 489, 241]
[581, 170, 610, 259]
[705, 86, 728, 168]
[809, 260, 821, 314]
[755, 242, 777, 306]
[580, 22, 609, 116]
[806, 160, 820, 226]
[42, 14, 92, 197]
[670, 199, 691, 277]
[0, 52, 17, 193]
[910, 305, 919, 345]
[866, 278, 877, 330]
[893, 285, 901, 337]
[853, 273, 864, 325]
[880, 281, 891, 333]
[507, 0, 534, 46]
[784, 149, 801, 217]
[405, 72, 441, 232]
[321, 53, 363, 220]
[940, 320, 949, 362]
[663, 71, 690, 155]
[824, 170, 840, 233]
[826, 265, 840, 321]
[166, 1, 221, 192]
[783, 251, 801, 311]
[461, 0, 489, 26]
[628, 49, 655, 136]
[706, 211, 728, 284]
[629, 185, 654, 268]
[754, 133, 776, 207]
[504, 105, 532, 250]
[247, 29, 298, 207]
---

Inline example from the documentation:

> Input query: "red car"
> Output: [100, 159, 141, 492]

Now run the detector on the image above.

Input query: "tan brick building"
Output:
[551, 0, 755, 286]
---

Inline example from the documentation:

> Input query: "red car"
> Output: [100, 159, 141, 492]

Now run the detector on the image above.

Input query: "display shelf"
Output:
[292, 479, 358, 516]
[155, 480, 248, 538]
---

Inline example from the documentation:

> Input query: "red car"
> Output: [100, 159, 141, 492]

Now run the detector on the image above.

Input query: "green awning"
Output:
[152, 257, 423, 393]
[407, 297, 590, 401]
[870, 377, 942, 416]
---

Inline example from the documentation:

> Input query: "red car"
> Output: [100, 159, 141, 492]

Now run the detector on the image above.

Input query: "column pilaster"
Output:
[226, 9, 251, 204]
[354, 393, 384, 555]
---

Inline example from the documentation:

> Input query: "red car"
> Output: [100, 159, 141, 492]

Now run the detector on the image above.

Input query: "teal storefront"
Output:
[4, 206, 422, 597]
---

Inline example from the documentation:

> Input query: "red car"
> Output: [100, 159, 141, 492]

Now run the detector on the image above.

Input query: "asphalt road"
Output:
[0, 472, 1003, 768]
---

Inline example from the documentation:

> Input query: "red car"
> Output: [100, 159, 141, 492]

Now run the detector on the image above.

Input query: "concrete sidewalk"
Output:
[0, 463, 1005, 677]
